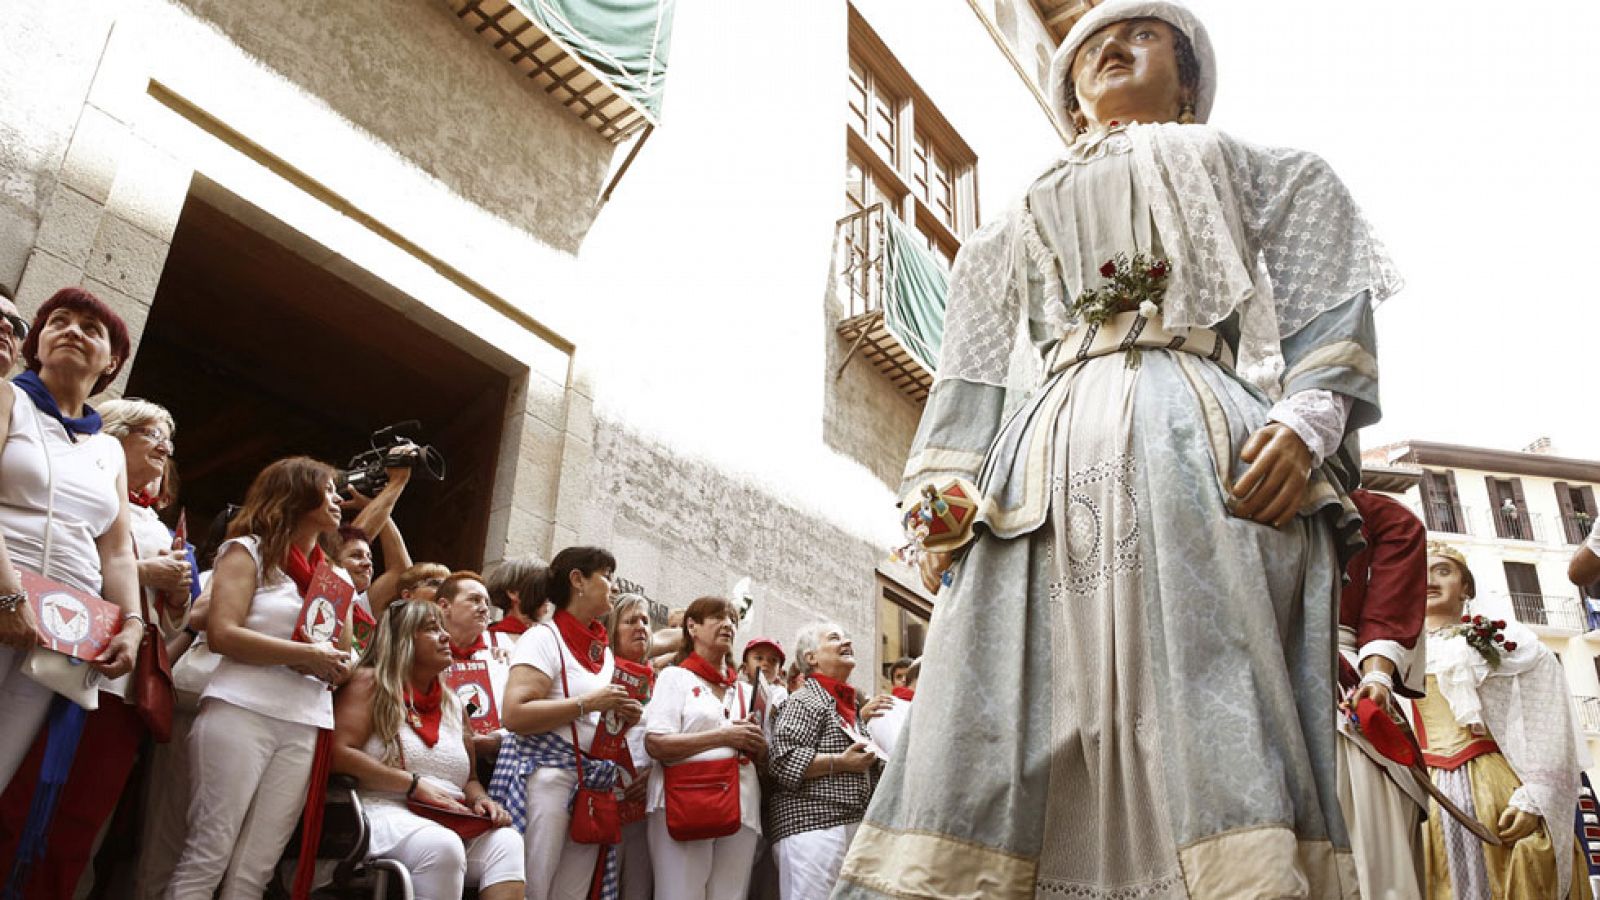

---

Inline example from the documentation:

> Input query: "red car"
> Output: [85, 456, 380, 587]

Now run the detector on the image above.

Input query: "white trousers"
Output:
[620, 819, 653, 900]
[523, 767, 601, 900]
[136, 707, 198, 900]
[0, 644, 56, 791]
[646, 813, 759, 900]
[385, 821, 524, 900]
[166, 699, 318, 900]
[773, 823, 857, 900]
[1336, 735, 1425, 900]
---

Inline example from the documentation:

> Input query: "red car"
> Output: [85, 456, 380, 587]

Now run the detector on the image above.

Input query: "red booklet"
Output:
[590, 658, 655, 824]
[446, 661, 500, 735]
[293, 560, 355, 644]
[20, 569, 123, 661]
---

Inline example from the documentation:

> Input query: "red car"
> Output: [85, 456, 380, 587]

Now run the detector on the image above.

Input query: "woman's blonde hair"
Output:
[98, 397, 176, 441]
[360, 599, 460, 765]
[608, 593, 651, 662]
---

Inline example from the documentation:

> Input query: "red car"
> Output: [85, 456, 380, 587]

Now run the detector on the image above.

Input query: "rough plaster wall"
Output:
[580, 418, 884, 694]
[172, 0, 613, 254]
[0, 3, 116, 290]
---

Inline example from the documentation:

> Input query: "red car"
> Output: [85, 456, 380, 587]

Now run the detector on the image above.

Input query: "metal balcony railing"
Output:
[1510, 592, 1587, 633]
[1579, 697, 1600, 735]
[833, 204, 935, 403]
[1564, 513, 1597, 546]
[1423, 500, 1468, 536]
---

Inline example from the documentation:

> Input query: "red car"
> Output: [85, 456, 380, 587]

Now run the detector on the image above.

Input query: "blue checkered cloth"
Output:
[490, 731, 622, 899]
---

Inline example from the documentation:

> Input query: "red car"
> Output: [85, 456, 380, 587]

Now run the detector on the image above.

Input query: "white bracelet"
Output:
[1357, 670, 1393, 691]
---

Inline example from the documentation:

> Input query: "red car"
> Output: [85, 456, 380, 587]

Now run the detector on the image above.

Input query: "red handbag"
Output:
[547, 624, 621, 846]
[663, 681, 744, 841]
[663, 757, 741, 841]
[133, 593, 175, 742]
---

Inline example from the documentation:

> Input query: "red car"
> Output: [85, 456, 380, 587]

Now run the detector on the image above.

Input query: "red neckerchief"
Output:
[489, 616, 530, 636]
[892, 686, 916, 702]
[553, 609, 608, 674]
[809, 674, 858, 727]
[679, 651, 737, 688]
[283, 544, 326, 598]
[403, 679, 444, 747]
[129, 489, 159, 509]
[449, 632, 487, 662]
[615, 656, 656, 689]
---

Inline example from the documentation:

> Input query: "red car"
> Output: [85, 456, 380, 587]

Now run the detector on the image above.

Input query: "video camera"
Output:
[338, 420, 446, 498]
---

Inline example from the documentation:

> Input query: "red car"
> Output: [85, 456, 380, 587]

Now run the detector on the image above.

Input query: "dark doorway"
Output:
[124, 191, 509, 570]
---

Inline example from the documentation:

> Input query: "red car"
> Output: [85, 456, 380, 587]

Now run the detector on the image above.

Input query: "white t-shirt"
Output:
[201, 536, 334, 729]
[644, 666, 763, 835]
[510, 623, 614, 750]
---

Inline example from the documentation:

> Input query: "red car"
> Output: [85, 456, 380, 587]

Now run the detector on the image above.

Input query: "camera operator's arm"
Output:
[365, 520, 412, 618]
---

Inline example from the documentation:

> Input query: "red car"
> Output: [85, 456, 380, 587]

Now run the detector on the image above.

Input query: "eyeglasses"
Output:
[0, 312, 27, 342]
[132, 426, 173, 448]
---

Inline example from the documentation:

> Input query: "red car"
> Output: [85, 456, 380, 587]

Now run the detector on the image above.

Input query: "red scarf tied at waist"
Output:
[679, 651, 738, 688]
[810, 674, 858, 727]
[403, 680, 445, 747]
[449, 632, 487, 662]
[553, 609, 608, 674]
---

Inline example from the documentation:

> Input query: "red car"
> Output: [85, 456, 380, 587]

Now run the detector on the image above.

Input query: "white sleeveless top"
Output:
[358, 705, 473, 856]
[0, 382, 122, 595]
[201, 536, 334, 729]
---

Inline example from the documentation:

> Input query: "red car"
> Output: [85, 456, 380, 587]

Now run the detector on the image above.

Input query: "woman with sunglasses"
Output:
[0, 287, 143, 898]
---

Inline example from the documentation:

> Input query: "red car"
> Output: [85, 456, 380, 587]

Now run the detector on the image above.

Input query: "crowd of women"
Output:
[0, 285, 917, 900]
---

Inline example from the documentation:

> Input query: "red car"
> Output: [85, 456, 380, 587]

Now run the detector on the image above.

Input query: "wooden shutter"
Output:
[1509, 478, 1532, 539]
[1444, 471, 1465, 534]
[1504, 561, 1543, 596]
[1418, 471, 1441, 531]
[1485, 476, 1507, 538]
[1582, 486, 1598, 518]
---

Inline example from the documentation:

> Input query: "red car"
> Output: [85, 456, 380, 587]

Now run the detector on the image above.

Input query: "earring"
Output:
[1178, 102, 1196, 125]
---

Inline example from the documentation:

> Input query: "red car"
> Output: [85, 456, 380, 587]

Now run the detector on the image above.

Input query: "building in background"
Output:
[1364, 440, 1600, 777]
[0, 0, 1081, 695]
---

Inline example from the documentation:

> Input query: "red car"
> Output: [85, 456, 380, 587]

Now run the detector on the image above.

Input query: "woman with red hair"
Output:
[0, 287, 143, 897]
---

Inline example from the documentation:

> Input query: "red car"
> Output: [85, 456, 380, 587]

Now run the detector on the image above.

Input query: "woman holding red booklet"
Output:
[166, 456, 354, 898]
[643, 595, 767, 900]
[331, 598, 522, 900]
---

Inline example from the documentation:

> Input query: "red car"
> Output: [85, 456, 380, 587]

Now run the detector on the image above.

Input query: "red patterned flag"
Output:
[445, 661, 500, 735]
[293, 560, 354, 644]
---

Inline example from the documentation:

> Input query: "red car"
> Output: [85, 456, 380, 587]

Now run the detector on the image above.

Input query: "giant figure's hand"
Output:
[1232, 423, 1313, 528]
[1496, 807, 1540, 843]
[919, 550, 953, 595]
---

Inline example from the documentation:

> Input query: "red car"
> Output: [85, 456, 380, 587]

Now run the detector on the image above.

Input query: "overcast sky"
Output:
[1171, 1, 1600, 459]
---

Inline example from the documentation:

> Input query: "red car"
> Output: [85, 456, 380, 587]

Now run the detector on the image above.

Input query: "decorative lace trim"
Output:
[1036, 873, 1187, 899]
[1020, 200, 1066, 316]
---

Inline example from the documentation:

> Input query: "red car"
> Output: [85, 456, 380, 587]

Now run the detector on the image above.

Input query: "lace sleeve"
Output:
[1267, 390, 1351, 467]
[1218, 135, 1403, 336]
[934, 214, 1023, 389]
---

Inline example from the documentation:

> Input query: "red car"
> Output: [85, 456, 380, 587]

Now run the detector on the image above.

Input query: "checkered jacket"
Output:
[764, 680, 878, 844]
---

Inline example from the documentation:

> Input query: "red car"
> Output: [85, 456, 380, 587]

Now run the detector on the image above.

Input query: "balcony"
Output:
[1509, 592, 1589, 634]
[1580, 697, 1600, 736]
[1564, 513, 1597, 546]
[833, 204, 947, 404]
[445, 0, 672, 142]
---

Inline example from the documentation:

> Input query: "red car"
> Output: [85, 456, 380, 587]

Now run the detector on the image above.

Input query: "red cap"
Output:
[742, 637, 785, 665]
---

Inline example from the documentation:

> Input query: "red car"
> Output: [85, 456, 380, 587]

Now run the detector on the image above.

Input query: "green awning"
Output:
[881, 214, 948, 375]
[510, 0, 675, 121]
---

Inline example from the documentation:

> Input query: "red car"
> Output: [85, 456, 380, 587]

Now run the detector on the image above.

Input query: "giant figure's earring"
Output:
[1178, 102, 1196, 125]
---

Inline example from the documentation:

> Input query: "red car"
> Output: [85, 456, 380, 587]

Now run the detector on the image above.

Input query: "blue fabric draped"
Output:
[12, 370, 101, 442]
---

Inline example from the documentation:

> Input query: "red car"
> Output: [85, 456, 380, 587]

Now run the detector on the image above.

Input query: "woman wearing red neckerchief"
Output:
[607, 592, 657, 900]
[498, 546, 642, 900]
[765, 623, 891, 900]
[642, 597, 766, 900]
[332, 598, 522, 900]
[167, 457, 353, 898]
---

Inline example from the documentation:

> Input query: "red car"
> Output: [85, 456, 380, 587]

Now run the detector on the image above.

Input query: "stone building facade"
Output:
[0, 0, 1067, 691]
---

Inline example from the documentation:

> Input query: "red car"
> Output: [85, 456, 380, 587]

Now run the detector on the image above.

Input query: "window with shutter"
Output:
[1504, 561, 1544, 624]
[1487, 477, 1533, 541]
[1421, 471, 1463, 533]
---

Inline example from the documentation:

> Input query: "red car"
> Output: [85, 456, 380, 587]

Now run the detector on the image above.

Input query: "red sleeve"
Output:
[1350, 490, 1428, 651]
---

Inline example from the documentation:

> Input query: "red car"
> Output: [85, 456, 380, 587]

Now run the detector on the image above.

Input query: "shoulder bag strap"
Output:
[544, 623, 584, 783]
[28, 404, 56, 578]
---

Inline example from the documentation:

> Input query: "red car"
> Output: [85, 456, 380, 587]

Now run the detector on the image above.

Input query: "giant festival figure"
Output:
[833, 2, 1402, 897]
